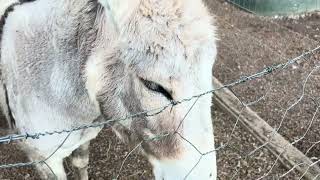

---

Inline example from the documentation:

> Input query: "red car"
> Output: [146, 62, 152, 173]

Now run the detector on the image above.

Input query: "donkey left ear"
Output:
[98, 0, 139, 27]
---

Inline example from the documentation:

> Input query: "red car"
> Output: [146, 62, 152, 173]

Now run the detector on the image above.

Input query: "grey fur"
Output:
[71, 142, 90, 180]
[1, 0, 102, 179]
[0, 0, 218, 179]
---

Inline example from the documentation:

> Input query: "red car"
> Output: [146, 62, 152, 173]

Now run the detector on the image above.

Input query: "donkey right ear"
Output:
[98, 0, 139, 28]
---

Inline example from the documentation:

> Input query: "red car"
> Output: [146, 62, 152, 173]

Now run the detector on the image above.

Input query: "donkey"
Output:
[0, 0, 217, 179]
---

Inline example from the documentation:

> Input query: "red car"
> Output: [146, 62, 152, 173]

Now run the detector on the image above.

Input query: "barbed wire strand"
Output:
[0, 44, 318, 146]
[124, 2, 317, 179]
[227, 63, 320, 179]
[219, 16, 320, 179]
[222, 60, 320, 178]
[0, 45, 319, 179]
[220, 45, 319, 179]
[253, 65, 320, 179]
[0, 131, 72, 180]
[248, 64, 320, 157]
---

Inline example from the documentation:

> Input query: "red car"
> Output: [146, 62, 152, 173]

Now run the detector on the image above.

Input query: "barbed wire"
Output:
[1, 3, 320, 175]
[159, 60, 320, 179]
[0, 45, 318, 146]
[217, 14, 320, 180]
[239, 64, 319, 180]
[0, 42, 318, 180]
[255, 65, 320, 180]
[0, 1, 319, 180]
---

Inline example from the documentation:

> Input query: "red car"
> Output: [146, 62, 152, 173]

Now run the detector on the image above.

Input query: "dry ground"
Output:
[0, 0, 320, 179]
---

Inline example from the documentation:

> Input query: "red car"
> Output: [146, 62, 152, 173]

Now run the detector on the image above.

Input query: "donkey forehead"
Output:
[122, 25, 206, 75]
[112, 0, 216, 81]
[122, 40, 198, 79]
[122, 6, 214, 68]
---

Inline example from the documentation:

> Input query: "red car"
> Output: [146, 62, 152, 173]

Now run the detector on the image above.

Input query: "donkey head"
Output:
[85, 0, 217, 179]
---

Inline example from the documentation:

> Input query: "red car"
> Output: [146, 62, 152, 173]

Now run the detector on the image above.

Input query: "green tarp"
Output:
[228, 0, 320, 16]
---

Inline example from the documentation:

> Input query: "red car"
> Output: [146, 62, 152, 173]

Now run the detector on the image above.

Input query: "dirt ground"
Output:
[0, 0, 320, 179]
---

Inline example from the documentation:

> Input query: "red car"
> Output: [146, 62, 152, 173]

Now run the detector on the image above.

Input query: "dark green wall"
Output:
[228, 0, 320, 16]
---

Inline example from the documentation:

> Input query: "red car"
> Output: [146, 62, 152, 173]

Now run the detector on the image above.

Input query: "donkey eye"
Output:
[140, 78, 173, 100]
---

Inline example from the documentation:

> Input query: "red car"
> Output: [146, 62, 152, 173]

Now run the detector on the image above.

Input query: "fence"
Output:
[0, 44, 319, 179]
[1, 1, 320, 180]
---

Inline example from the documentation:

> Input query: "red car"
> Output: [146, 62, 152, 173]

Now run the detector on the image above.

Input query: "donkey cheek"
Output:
[142, 134, 183, 161]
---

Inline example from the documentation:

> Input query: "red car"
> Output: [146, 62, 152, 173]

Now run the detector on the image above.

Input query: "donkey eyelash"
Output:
[140, 78, 173, 101]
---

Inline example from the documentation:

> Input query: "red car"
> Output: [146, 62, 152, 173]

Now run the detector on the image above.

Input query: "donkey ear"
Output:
[98, 0, 139, 27]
